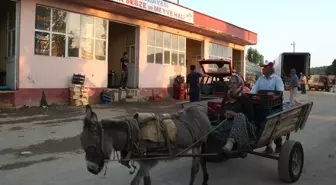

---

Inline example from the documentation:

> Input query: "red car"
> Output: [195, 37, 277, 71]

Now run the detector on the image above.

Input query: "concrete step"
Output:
[106, 88, 140, 102]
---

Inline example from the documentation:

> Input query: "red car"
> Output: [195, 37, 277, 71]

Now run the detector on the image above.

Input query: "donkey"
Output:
[80, 105, 212, 185]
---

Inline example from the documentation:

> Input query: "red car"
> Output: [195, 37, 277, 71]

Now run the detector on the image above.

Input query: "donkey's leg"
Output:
[189, 147, 201, 185]
[130, 168, 142, 185]
[130, 160, 157, 185]
[200, 143, 209, 185]
[142, 160, 157, 185]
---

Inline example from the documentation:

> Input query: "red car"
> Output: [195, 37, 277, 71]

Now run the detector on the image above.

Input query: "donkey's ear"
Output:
[133, 113, 139, 119]
[85, 105, 93, 118]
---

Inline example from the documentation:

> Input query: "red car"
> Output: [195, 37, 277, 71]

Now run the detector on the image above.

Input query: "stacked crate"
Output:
[70, 73, 88, 106]
[69, 84, 89, 106]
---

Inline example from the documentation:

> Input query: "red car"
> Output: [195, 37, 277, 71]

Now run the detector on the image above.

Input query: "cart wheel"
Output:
[278, 140, 304, 183]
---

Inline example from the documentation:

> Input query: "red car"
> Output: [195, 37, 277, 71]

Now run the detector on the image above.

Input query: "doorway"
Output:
[186, 39, 202, 75]
[0, 0, 19, 90]
[107, 21, 138, 88]
[232, 49, 243, 75]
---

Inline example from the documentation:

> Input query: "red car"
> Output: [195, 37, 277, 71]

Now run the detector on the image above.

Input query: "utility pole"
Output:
[290, 42, 296, 52]
[177, 0, 179, 4]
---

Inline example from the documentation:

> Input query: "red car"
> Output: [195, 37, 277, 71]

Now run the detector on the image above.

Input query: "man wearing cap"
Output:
[250, 62, 284, 94]
[250, 62, 285, 154]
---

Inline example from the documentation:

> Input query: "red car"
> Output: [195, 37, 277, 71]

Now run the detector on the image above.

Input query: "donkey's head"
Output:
[80, 105, 114, 175]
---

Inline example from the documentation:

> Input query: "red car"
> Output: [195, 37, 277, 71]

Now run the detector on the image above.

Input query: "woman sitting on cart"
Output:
[217, 74, 256, 154]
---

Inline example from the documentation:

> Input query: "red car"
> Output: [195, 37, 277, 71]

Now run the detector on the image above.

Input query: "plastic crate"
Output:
[247, 90, 283, 109]
[207, 101, 222, 117]
[72, 73, 85, 85]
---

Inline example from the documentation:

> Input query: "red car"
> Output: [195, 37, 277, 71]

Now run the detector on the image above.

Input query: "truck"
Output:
[274, 52, 311, 90]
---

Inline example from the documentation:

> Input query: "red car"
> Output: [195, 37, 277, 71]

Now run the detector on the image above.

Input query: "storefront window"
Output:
[147, 29, 155, 46]
[155, 48, 163, 64]
[68, 37, 79, 57]
[172, 35, 178, 50]
[178, 36, 186, 51]
[147, 28, 186, 66]
[155, 30, 163, 47]
[95, 40, 106, 61]
[163, 33, 171, 49]
[164, 50, 170, 64]
[34, 5, 108, 61]
[52, 34, 65, 57]
[171, 51, 178, 65]
[67, 13, 80, 35]
[35, 32, 50, 55]
[95, 18, 107, 40]
[208, 43, 233, 71]
[81, 15, 94, 38]
[81, 38, 93, 59]
[147, 46, 155, 63]
[35, 6, 51, 31]
[179, 52, 186, 66]
[52, 9, 66, 33]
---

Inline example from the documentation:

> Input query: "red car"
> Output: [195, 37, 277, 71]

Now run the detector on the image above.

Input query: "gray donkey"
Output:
[80, 105, 212, 185]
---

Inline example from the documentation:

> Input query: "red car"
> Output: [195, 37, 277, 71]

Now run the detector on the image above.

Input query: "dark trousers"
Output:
[301, 84, 306, 94]
[189, 90, 200, 102]
[119, 70, 128, 88]
[274, 137, 283, 146]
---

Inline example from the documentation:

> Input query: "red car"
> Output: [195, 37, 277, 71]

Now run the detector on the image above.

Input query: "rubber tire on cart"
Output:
[278, 140, 304, 183]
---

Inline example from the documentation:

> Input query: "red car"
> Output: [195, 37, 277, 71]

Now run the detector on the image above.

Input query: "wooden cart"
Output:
[181, 100, 314, 183]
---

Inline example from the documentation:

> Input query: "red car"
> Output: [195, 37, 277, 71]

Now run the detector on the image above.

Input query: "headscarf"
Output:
[226, 74, 245, 102]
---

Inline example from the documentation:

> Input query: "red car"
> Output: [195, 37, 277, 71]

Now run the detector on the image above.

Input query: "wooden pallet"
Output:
[69, 84, 90, 106]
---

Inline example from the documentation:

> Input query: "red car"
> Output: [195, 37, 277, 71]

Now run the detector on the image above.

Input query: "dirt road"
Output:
[0, 94, 335, 185]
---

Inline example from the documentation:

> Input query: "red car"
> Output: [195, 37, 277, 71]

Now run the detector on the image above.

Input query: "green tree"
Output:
[246, 47, 265, 65]
[325, 59, 336, 75]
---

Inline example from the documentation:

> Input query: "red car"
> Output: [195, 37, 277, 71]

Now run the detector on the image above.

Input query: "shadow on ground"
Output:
[0, 157, 59, 171]
[0, 134, 81, 156]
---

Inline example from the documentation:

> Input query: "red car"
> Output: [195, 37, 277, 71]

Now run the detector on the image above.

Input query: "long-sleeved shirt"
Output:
[221, 94, 254, 122]
[250, 74, 284, 94]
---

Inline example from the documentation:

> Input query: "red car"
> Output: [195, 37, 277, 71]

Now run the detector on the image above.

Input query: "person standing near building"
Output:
[289, 69, 300, 104]
[186, 65, 203, 102]
[300, 73, 307, 94]
[119, 52, 129, 90]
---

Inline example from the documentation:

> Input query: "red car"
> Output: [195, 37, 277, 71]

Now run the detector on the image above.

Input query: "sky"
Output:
[174, 0, 335, 67]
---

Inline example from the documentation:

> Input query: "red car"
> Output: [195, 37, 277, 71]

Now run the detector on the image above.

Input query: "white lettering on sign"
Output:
[109, 0, 194, 24]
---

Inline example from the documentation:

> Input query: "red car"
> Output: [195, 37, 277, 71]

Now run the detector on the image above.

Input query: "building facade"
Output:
[0, 0, 257, 106]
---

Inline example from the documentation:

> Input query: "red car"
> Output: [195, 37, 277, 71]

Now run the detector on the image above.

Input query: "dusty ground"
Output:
[0, 92, 336, 185]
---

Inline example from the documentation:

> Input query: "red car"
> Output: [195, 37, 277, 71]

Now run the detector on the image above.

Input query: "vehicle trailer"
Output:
[274, 52, 311, 90]
[308, 75, 329, 91]
[198, 59, 250, 100]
